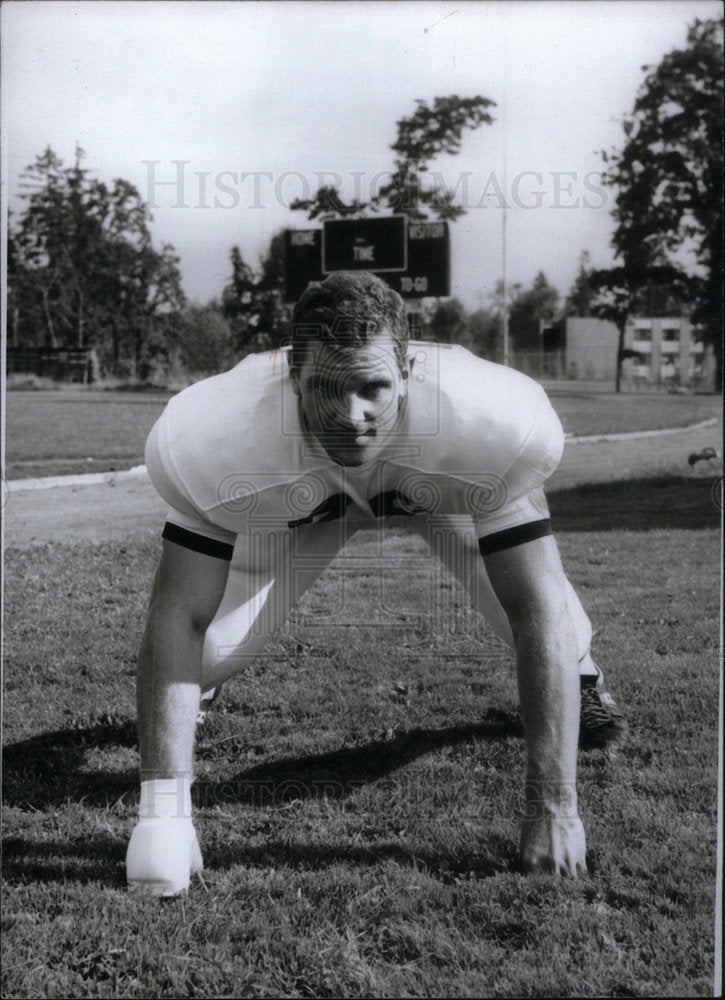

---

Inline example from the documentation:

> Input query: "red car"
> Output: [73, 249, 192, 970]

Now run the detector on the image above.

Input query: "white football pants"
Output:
[200, 515, 593, 691]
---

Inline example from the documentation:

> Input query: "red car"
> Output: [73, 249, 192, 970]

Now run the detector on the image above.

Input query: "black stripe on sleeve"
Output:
[162, 522, 234, 561]
[478, 519, 553, 557]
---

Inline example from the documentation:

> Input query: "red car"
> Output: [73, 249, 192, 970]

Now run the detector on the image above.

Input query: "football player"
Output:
[126, 271, 627, 894]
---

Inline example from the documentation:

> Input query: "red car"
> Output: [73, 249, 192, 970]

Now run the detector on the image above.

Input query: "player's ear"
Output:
[398, 364, 410, 407]
[287, 356, 302, 396]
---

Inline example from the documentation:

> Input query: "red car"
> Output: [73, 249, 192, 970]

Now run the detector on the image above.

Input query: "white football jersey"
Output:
[145, 342, 563, 545]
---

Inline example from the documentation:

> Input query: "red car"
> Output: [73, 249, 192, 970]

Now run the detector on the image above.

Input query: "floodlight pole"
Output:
[502, 200, 509, 367]
[501, 80, 510, 367]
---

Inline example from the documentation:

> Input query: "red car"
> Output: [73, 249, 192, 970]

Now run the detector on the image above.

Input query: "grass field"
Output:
[2, 476, 720, 998]
[4, 387, 721, 479]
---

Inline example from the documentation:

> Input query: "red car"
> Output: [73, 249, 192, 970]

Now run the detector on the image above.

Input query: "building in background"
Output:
[514, 315, 710, 389]
[559, 318, 618, 382]
[624, 317, 703, 389]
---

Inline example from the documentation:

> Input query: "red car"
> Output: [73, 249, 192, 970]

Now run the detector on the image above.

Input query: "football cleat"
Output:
[126, 819, 203, 896]
[579, 677, 629, 750]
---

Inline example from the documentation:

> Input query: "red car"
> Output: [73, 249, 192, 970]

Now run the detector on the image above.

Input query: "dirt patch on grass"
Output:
[5, 456, 145, 480]
[4, 477, 168, 548]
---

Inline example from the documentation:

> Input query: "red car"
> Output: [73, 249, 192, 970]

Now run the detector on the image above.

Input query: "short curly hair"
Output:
[289, 271, 409, 377]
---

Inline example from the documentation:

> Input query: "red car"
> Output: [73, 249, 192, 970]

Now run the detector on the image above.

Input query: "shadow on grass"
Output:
[2, 833, 126, 888]
[1, 832, 520, 889]
[2, 711, 524, 886]
[195, 709, 522, 810]
[548, 476, 720, 532]
[2, 709, 522, 813]
[2, 715, 139, 811]
[204, 835, 520, 881]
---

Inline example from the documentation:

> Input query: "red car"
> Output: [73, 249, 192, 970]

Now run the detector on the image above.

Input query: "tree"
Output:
[490, 272, 559, 360]
[489, 279, 522, 320]
[9, 146, 185, 375]
[377, 95, 496, 220]
[221, 246, 259, 351]
[10, 147, 94, 349]
[588, 263, 693, 391]
[427, 297, 468, 344]
[291, 95, 495, 221]
[509, 272, 559, 328]
[221, 235, 292, 355]
[256, 230, 293, 348]
[565, 252, 595, 317]
[462, 306, 502, 361]
[600, 17, 724, 387]
[175, 303, 236, 376]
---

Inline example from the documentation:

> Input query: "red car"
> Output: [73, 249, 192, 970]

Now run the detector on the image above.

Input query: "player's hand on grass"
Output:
[519, 815, 587, 877]
[126, 818, 203, 896]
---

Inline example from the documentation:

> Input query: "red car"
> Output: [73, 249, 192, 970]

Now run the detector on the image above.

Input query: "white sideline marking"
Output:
[565, 416, 718, 444]
[5, 417, 720, 492]
[7, 464, 149, 492]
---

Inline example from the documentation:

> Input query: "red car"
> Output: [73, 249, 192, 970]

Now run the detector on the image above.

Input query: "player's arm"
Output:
[482, 533, 586, 877]
[137, 535, 230, 780]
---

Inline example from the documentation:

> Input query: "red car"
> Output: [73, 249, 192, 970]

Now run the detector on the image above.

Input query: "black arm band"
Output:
[162, 522, 234, 561]
[478, 518, 552, 557]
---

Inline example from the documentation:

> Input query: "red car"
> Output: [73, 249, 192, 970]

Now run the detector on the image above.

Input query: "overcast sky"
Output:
[2, 0, 720, 309]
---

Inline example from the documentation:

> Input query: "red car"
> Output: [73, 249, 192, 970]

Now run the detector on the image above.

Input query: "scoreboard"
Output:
[323, 216, 407, 273]
[283, 218, 450, 302]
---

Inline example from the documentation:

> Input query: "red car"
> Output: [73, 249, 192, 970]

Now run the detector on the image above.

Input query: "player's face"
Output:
[294, 331, 407, 467]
